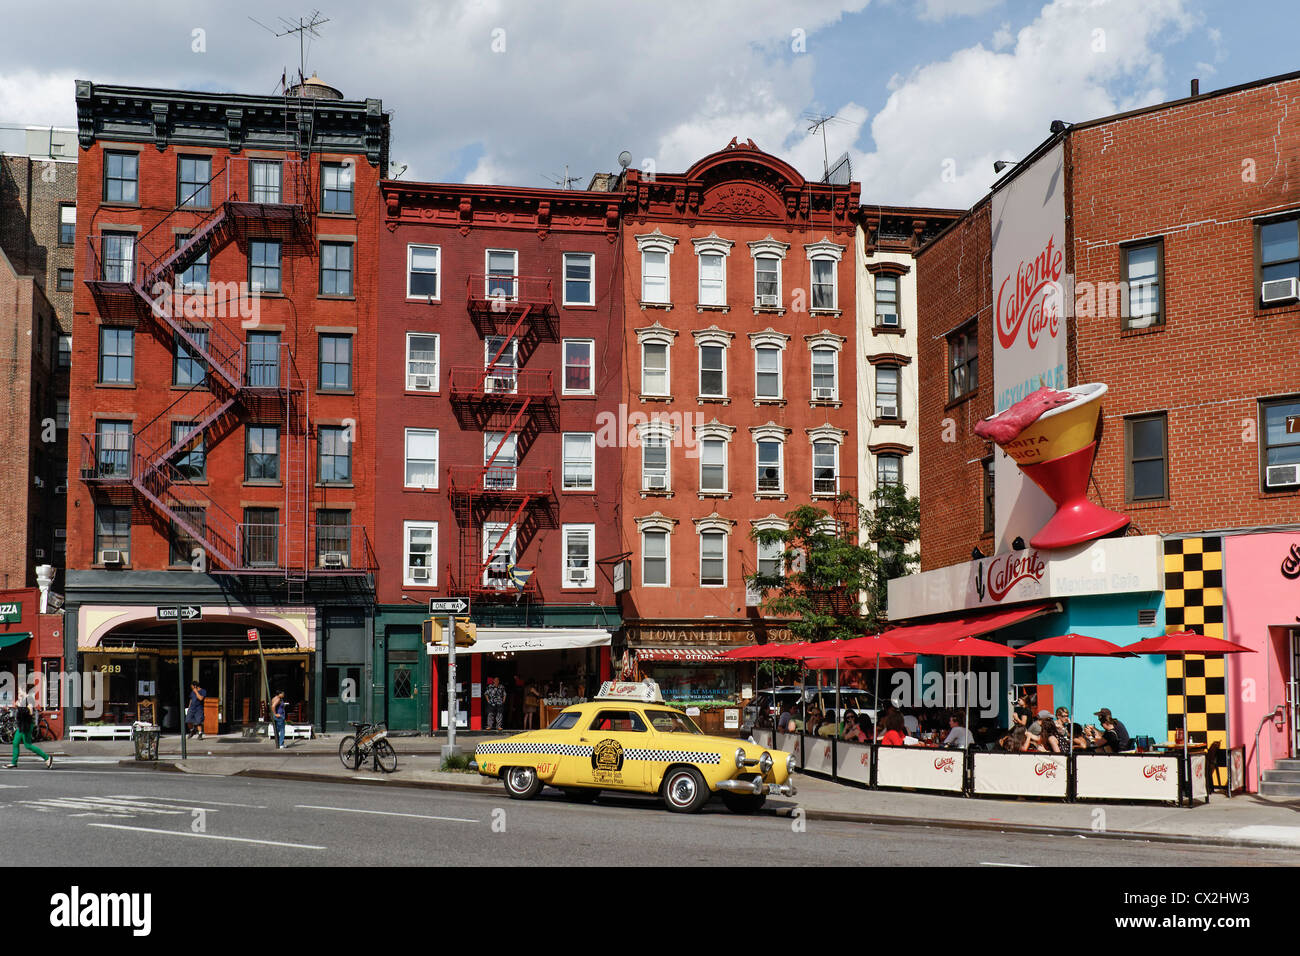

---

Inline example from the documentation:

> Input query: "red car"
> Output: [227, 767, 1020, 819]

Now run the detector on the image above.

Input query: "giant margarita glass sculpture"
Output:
[975, 383, 1130, 549]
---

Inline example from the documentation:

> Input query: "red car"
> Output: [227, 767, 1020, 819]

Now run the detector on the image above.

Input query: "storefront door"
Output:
[1291, 630, 1300, 758]
[387, 654, 418, 731]
[324, 664, 362, 731]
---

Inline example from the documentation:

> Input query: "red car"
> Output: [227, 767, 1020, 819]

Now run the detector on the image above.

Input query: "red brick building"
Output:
[0, 587, 67, 738]
[65, 79, 389, 733]
[374, 180, 623, 731]
[614, 140, 860, 698]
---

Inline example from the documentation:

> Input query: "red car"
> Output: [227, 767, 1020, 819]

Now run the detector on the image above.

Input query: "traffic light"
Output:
[422, 617, 477, 647]
[453, 617, 477, 647]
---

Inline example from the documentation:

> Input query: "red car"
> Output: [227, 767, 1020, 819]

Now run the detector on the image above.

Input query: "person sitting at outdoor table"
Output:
[1055, 706, 1087, 751]
[942, 714, 974, 749]
[1083, 709, 1131, 752]
[804, 705, 823, 736]
[878, 711, 907, 746]
[902, 709, 921, 737]
[1022, 719, 1057, 753]
[841, 712, 869, 743]
[1011, 691, 1033, 727]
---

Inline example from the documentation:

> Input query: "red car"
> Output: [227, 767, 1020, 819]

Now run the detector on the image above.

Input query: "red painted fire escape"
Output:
[80, 157, 375, 595]
[446, 274, 559, 600]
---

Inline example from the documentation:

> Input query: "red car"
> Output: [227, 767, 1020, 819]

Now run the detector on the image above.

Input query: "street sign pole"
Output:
[176, 613, 187, 761]
[445, 612, 458, 760]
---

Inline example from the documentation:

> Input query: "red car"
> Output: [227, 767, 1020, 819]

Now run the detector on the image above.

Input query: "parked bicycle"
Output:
[338, 721, 397, 773]
[0, 708, 55, 744]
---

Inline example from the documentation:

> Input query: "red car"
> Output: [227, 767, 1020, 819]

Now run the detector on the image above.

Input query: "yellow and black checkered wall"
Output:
[1163, 536, 1227, 782]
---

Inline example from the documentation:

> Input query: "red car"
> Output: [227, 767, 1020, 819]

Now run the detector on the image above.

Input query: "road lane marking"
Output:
[123, 796, 268, 809]
[979, 861, 1034, 867]
[295, 804, 479, 823]
[87, 823, 325, 850]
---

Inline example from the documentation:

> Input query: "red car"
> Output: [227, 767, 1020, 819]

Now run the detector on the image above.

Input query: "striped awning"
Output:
[635, 647, 732, 663]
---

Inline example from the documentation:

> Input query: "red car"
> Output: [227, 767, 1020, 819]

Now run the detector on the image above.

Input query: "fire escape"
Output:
[446, 273, 559, 600]
[80, 157, 374, 600]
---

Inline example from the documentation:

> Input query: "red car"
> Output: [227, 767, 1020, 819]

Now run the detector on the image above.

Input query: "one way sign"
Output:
[429, 598, 469, 614]
[156, 605, 203, 622]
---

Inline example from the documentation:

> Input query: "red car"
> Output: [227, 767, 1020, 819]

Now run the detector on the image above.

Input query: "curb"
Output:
[114, 760, 184, 772]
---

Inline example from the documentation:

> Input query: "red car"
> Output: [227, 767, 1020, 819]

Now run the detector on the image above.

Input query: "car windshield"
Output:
[646, 710, 703, 734]
[547, 711, 580, 730]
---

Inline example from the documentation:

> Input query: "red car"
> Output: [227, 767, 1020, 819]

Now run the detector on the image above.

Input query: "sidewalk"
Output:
[63, 735, 1300, 851]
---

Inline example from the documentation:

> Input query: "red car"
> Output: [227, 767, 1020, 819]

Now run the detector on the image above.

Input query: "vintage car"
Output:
[471, 680, 797, 813]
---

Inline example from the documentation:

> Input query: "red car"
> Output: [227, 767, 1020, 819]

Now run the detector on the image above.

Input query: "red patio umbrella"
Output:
[811, 632, 926, 736]
[717, 642, 812, 727]
[1015, 634, 1136, 758]
[914, 636, 1027, 749]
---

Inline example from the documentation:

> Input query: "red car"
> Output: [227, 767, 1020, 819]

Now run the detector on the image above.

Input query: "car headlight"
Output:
[786, 753, 796, 774]
[734, 746, 747, 770]
[759, 751, 774, 775]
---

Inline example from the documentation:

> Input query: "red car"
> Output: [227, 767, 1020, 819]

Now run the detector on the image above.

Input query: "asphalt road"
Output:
[0, 759, 1293, 867]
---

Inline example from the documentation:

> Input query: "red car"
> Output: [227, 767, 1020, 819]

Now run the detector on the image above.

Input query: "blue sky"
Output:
[0, 0, 1293, 207]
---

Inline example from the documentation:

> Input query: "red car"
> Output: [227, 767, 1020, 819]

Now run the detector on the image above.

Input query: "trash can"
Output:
[132, 722, 160, 761]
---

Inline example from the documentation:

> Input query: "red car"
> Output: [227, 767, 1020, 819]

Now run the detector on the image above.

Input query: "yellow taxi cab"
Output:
[471, 680, 796, 813]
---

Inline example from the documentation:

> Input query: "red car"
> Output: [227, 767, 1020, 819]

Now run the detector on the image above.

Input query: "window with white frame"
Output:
[642, 432, 670, 491]
[699, 531, 726, 587]
[875, 274, 900, 326]
[403, 521, 437, 586]
[699, 344, 725, 398]
[642, 342, 669, 396]
[485, 337, 518, 393]
[877, 454, 903, 488]
[757, 536, 783, 578]
[637, 230, 676, 304]
[642, 529, 669, 586]
[754, 256, 780, 306]
[811, 347, 837, 401]
[812, 441, 838, 495]
[563, 253, 594, 306]
[699, 439, 727, 493]
[562, 524, 595, 588]
[563, 339, 594, 394]
[698, 253, 725, 306]
[562, 432, 595, 490]
[811, 259, 837, 310]
[756, 439, 783, 493]
[407, 244, 440, 299]
[484, 432, 517, 489]
[404, 429, 439, 489]
[483, 523, 516, 589]
[876, 366, 900, 419]
[406, 332, 439, 391]
[485, 249, 518, 300]
[755, 346, 782, 399]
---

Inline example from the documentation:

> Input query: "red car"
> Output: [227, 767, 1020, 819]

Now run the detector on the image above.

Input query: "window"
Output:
[101, 232, 134, 283]
[698, 253, 725, 306]
[642, 342, 669, 396]
[316, 509, 351, 565]
[319, 333, 353, 390]
[58, 205, 75, 245]
[407, 244, 440, 298]
[175, 235, 209, 292]
[758, 537, 783, 578]
[982, 458, 995, 534]
[483, 523, 516, 589]
[320, 242, 353, 296]
[877, 454, 902, 488]
[169, 506, 206, 566]
[405, 428, 439, 489]
[245, 425, 280, 481]
[250, 240, 281, 293]
[588, 710, 648, 733]
[321, 162, 354, 214]
[243, 507, 279, 567]
[699, 344, 725, 398]
[1261, 397, 1300, 488]
[563, 339, 594, 394]
[57, 268, 73, 291]
[58, 335, 71, 368]
[757, 440, 783, 492]
[562, 433, 595, 491]
[485, 336, 518, 393]
[642, 434, 669, 491]
[813, 442, 838, 494]
[755, 346, 782, 399]
[404, 521, 437, 586]
[754, 256, 780, 305]
[98, 327, 133, 383]
[318, 426, 352, 484]
[174, 330, 208, 387]
[642, 250, 669, 303]
[700, 531, 726, 587]
[247, 331, 280, 387]
[1125, 413, 1168, 501]
[170, 422, 205, 480]
[948, 322, 978, 401]
[564, 253, 594, 306]
[875, 275, 900, 326]
[94, 504, 130, 561]
[486, 249, 518, 300]
[643, 530, 669, 586]
[811, 348, 837, 401]
[95, 420, 131, 477]
[178, 156, 211, 208]
[406, 333, 439, 390]
[563, 525, 595, 588]
[811, 258, 836, 310]
[103, 151, 138, 203]
[484, 432, 517, 490]
[699, 439, 727, 493]
[876, 366, 900, 418]
[56, 398, 68, 429]
[1260, 218, 1300, 283]
[250, 160, 282, 204]
[1122, 240, 1163, 329]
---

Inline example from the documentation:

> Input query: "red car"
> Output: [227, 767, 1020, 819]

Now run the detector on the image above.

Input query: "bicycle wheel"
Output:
[338, 735, 360, 770]
[373, 739, 397, 774]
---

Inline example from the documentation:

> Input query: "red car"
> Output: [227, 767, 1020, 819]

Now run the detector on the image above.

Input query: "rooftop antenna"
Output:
[249, 11, 330, 89]
[543, 164, 582, 189]
[806, 113, 836, 182]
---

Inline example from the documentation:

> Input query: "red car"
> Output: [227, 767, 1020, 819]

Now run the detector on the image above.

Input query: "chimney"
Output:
[1190, 78, 1200, 97]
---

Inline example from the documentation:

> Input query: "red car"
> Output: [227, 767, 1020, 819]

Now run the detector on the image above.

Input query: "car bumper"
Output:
[715, 778, 797, 797]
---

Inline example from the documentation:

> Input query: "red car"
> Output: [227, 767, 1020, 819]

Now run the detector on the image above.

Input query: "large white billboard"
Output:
[990, 142, 1068, 551]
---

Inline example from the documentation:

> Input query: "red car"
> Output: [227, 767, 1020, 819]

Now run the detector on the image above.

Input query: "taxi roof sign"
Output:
[595, 679, 663, 703]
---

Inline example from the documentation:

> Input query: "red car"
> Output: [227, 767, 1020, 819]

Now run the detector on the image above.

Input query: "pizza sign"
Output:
[0, 603, 20, 624]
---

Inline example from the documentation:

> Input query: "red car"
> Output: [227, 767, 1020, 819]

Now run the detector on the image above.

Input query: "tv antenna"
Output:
[806, 113, 837, 182]
[543, 164, 582, 189]
[250, 11, 330, 89]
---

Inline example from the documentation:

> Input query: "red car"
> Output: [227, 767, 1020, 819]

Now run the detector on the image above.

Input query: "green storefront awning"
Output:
[0, 633, 32, 649]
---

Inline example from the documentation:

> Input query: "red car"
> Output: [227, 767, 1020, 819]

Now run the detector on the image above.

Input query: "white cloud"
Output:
[917, 0, 1004, 22]
[0, 72, 79, 127]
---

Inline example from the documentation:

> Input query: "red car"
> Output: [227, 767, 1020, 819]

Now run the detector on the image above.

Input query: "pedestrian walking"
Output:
[270, 689, 287, 749]
[485, 677, 506, 731]
[523, 681, 540, 729]
[6, 680, 52, 769]
[185, 681, 206, 739]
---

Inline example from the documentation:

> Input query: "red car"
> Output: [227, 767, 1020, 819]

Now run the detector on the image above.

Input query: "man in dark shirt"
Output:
[1086, 708, 1132, 752]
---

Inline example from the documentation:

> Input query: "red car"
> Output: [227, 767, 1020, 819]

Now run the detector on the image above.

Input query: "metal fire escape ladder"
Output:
[284, 351, 309, 602]
[478, 305, 532, 392]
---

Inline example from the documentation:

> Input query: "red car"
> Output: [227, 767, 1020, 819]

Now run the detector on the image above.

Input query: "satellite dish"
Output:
[618, 150, 632, 169]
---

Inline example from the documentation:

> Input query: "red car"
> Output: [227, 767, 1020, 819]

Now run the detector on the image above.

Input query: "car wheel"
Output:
[560, 788, 599, 803]
[503, 765, 543, 800]
[661, 766, 710, 813]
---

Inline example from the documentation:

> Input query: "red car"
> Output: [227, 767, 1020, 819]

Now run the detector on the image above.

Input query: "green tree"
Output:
[746, 488, 920, 642]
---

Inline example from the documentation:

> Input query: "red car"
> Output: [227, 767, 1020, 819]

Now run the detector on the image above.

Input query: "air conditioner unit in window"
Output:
[877, 404, 898, 419]
[879, 312, 899, 327]
[814, 387, 836, 401]
[1261, 277, 1299, 304]
[757, 294, 779, 308]
[410, 566, 430, 581]
[411, 374, 432, 390]
[99, 550, 123, 565]
[486, 376, 516, 392]
[644, 474, 668, 491]
[567, 568, 588, 585]
[1266, 463, 1300, 488]
[321, 551, 346, 568]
